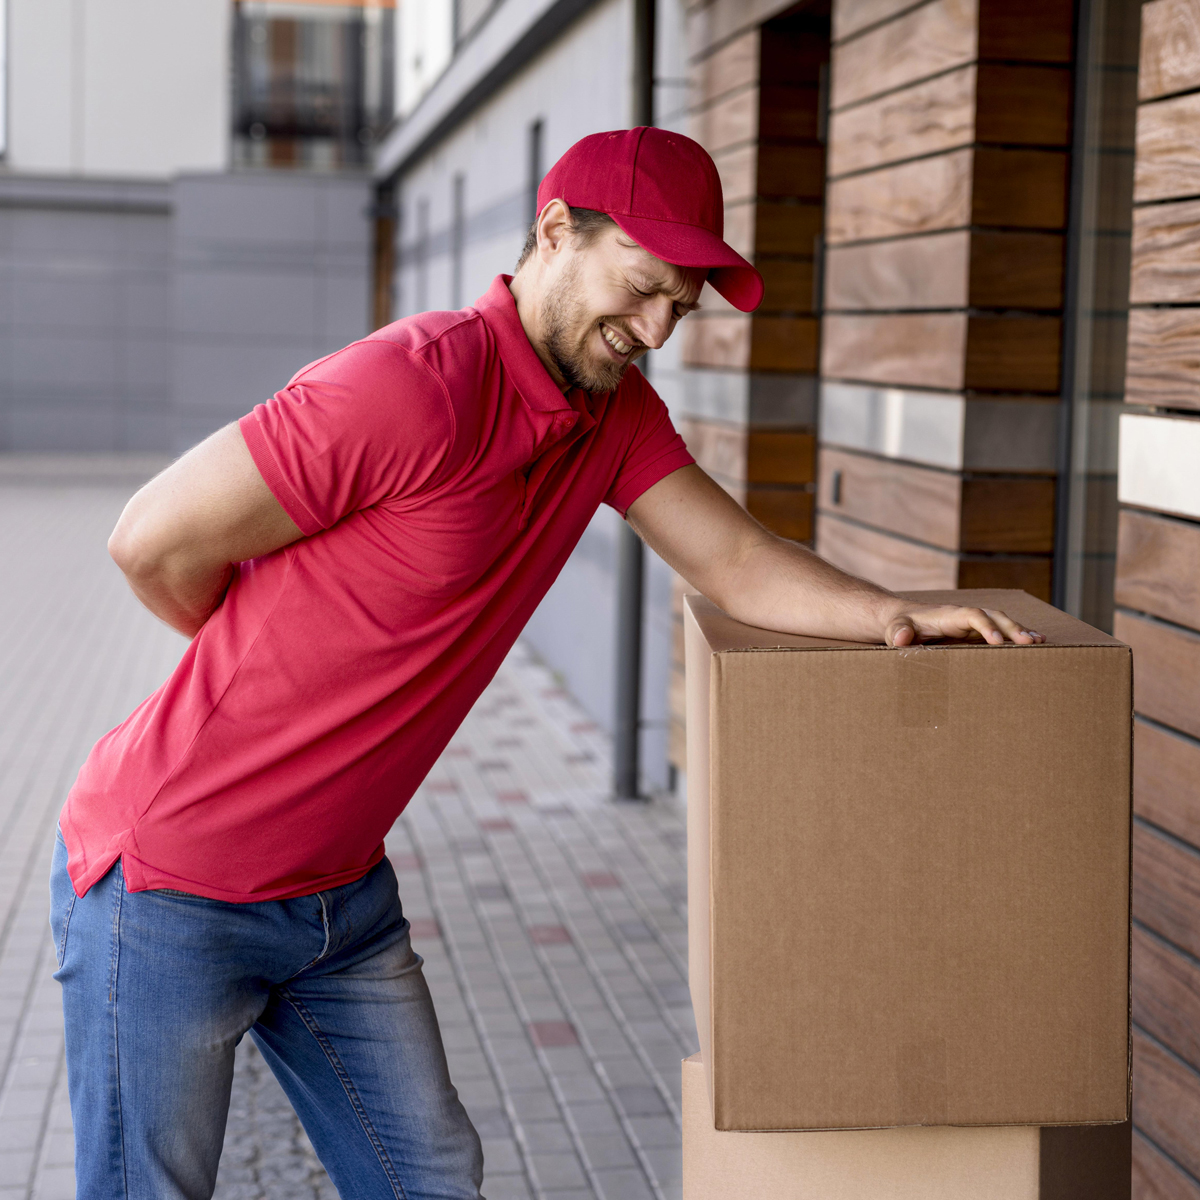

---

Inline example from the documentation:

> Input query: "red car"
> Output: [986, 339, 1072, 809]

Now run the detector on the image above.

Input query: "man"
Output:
[51, 128, 1041, 1200]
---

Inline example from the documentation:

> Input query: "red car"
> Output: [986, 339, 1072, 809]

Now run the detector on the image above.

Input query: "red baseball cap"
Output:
[537, 127, 764, 313]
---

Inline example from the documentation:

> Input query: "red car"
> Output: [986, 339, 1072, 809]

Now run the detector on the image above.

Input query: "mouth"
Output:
[598, 321, 636, 361]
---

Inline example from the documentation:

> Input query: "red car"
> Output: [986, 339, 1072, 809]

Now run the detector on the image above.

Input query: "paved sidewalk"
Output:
[0, 461, 693, 1200]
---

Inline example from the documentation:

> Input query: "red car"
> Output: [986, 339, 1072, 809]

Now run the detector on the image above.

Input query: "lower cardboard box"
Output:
[681, 1055, 1130, 1199]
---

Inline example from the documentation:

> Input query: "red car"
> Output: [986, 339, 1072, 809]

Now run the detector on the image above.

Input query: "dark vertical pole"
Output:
[527, 119, 544, 225]
[613, 0, 655, 803]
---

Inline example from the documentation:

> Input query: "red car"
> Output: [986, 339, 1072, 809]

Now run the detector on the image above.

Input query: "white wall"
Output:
[6, 0, 228, 177]
[397, 0, 454, 118]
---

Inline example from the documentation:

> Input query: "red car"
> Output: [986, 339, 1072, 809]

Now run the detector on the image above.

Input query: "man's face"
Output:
[539, 224, 706, 394]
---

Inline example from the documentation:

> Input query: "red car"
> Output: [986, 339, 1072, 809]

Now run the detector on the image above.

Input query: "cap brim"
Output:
[611, 213, 764, 313]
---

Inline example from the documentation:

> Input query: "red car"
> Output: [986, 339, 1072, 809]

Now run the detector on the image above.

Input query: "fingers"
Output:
[984, 608, 1045, 645]
[887, 616, 917, 647]
[890, 606, 1047, 647]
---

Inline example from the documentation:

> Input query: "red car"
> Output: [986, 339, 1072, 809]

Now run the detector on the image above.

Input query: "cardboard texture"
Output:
[681, 1056, 1131, 1200]
[685, 589, 1131, 1131]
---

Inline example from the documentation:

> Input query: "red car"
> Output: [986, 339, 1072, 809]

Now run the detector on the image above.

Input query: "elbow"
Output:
[108, 515, 161, 584]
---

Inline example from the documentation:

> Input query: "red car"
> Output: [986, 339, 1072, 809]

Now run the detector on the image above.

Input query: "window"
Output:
[232, 1, 395, 170]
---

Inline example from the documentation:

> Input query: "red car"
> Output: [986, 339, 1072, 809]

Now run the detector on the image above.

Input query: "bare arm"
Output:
[108, 423, 304, 638]
[627, 465, 1043, 646]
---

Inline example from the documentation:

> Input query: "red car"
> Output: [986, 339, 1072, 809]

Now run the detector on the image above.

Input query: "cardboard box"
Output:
[681, 1055, 1131, 1199]
[685, 589, 1131, 1131]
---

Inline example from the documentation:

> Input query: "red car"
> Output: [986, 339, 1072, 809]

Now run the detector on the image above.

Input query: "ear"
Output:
[536, 199, 573, 263]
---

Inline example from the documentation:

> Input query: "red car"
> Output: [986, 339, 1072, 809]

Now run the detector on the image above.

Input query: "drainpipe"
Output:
[613, 0, 656, 802]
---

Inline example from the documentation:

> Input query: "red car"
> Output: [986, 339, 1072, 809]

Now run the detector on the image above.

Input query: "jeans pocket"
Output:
[49, 830, 77, 971]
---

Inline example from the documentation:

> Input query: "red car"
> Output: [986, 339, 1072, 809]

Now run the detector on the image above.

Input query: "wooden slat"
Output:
[1125, 307, 1200, 411]
[817, 447, 962, 550]
[1132, 1129, 1200, 1200]
[1134, 1028, 1200, 1182]
[816, 511, 960, 590]
[760, 18, 829, 87]
[826, 148, 973, 244]
[969, 230, 1065, 309]
[745, 487, 814, 541]
[681, 314, 749, 370]
[1134, 925, 1200, 1072]
[691, 86, 758, 155]
[1135, 93, 1200, 205]
[961, 475, 1057, 553]
[832, 0, 917, 43]
[1131, 199, 1200, 305]
[976, 0, 1074, 62]
[746, 431, 816, 485]
[827, 66, 976, 179]
[750, 315, 819, 371]
[964, 314, 1062, 392]
[955, 556, 1052, 600]
[1133, 821, 1200, 962]
[714, 143, 756, 205]
[972, 147, 1070, 229]
[1134, 719, 1200, 850]
[821, 312, 968, 390]
[692, 29, 759, 107]
[975, 63, 1073, 146]
[830, 0, 977, 112]
[824, 231, 970, 311]
[757, 143, 827, 200]
[758, 259, 815, 313]
[1139, 0, 1200, 103]
[759, 84, 821, 141]
[724, 200, 755, 258]
[1117, 509, 1200, 630]
[754, 200, 823, 254]
[1116, 610, 1200, 741]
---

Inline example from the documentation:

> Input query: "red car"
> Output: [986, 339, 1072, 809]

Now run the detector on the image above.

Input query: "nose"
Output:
[631, 296, 676, 350]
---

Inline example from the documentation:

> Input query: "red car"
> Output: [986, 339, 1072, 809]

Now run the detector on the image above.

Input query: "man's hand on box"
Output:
[885, 605, 1045, 648]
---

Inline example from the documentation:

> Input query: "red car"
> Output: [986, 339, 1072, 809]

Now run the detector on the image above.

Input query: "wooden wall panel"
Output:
[955, 556, 1052, 598]
[757, 144, 827, 199]
[1135, 719, 1200, 849]
[681, 314, 749, 370]
[1133, 822, 1200, 963]
[745, 488, 814, 542]
[1125, 308, 1200, 410]
[825, 231, 970, 310]
[1139, 0, 1200, 102]
[693, 29, 759, 107]
[1132, 1131, 1200, 1200]
[747, 431, 816, 484]
[831, 0, 977, 110]
[821, 312, 967, 389]
[1133, 924, 1200, 1070]
[971, 147, 1070, 228]
[826, 149, 973, 243]
[1116, 509, 1200, 628]
[1116, 611, 1200, 742]
[750, 315, 820, 371]
[1131, 199, 1200, 304]
[816, 512, 961, 589]
[1134, 1029, 1200, 1182]
[969, 231, 1065, 309]
[1135, 93, 1200, 203]
[964, 315, 1063, 392]
[755, 200, 823, 253]
[960, 476, 1057, 553]
[832, 0, 916, 42]
[827, 67, 976, 177]
[759, 84, 822, 141]
[758, 259, 815, 312]
[976, 0, 1074, 61]
[692, 87, 758, 154]
[817, 448, 963, 549]
[974, 64, 1073, 145]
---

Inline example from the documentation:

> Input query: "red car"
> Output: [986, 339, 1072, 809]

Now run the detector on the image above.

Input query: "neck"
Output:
[508, 270, 569, 393]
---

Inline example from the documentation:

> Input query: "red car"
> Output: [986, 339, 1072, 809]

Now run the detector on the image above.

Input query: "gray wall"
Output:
[0, 170, 374, 454]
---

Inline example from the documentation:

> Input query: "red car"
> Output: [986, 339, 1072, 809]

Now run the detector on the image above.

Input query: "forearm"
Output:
[710, 532, 902, 643]
[118, 553, 234, 638]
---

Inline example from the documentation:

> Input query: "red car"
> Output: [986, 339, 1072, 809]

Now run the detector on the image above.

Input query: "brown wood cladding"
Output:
[1116, 611, 1200, 741]
[1133, 822, 1200, 963]
[1134, 925, 1200, 1074]
[830, 0, 976, 111]
[757, 144, 827, 200]
[832, 0, 916, 43]
[1135, 1029, 1200, 1184]
[1125, 307, 1200, 410]
[975, 0, 1074, 62]
[1116, 509, 1200, 629]
[1135, 719, 1200, 850]
[827, 66, 976, 179]
[691, 86, 758, 155]
[759, 259, 815, 312]
[1135, 92, 1200, 204]
[745, 488, 814, 541]
[692, 30, 759, 108]
[826, 63, 1071, 180]
[679, 419, 815, 486]
[759, 85, 822, 141]
[754, 200, 824, 254]
[959, 476, 1056, 553]
[969, 231, 1065, 309]
[971, 147, 1069, 228]
[825, 231, 970, 310]
[821, 313, 1062, 391]
[1132, 1131, 1200, 1200]
[750, 315, 820, 371]
[1139, 0, 1200, 103]
[1131, 198, 1200, 304]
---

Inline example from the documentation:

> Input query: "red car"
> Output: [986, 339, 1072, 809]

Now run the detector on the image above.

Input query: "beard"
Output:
[541, 259, 644, 394]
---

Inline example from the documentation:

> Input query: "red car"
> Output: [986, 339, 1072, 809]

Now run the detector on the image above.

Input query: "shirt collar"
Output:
[475, 274, 581, 416]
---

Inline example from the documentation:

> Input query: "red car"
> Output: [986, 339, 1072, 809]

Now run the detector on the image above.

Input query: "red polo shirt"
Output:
[61, 275, 693, 901]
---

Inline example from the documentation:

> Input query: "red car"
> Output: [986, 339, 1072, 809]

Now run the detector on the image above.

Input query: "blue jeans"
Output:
[50, 830, 484, 1200]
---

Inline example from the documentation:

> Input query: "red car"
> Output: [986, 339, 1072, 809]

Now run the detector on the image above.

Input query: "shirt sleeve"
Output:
[239, 340, 456, 535]
[604, 372, 696, 516]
